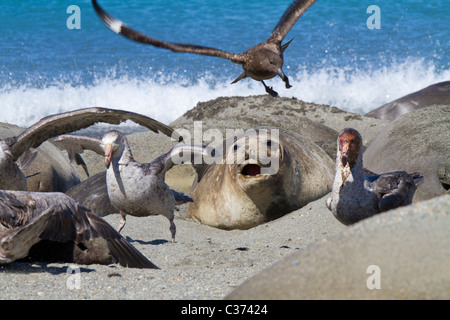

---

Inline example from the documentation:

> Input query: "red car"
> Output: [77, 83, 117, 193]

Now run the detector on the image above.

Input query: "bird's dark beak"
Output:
[104, 144, 112, 169]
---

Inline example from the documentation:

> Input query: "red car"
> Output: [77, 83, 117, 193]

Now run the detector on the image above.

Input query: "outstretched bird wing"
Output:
[0, 190, 158, 269]
[92, 0, 245, 63]
[53, 135, 104, 156]
[269, 0, 317, 44]
[52, 135, 105, 177]
[143, 144, 217, 178]
[8, 107, 180, 162]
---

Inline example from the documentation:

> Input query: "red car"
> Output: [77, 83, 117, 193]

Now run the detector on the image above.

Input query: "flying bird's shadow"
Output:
[125, 236, 168, 246]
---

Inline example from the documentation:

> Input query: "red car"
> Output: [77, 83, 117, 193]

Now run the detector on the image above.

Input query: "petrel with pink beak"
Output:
[327, 128, 424, 225]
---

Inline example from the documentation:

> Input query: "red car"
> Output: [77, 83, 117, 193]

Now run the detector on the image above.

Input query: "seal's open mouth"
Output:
[241, 163, 262, 177]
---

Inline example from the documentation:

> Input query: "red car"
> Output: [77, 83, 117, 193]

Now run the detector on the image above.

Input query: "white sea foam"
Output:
[1, 58, 448, 130]
[288, 58, 450, 114]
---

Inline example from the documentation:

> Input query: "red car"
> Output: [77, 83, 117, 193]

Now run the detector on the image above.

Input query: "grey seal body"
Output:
[366, 81, 450, 121]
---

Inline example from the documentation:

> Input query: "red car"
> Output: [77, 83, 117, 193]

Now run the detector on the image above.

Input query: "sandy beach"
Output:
[0, 194, 345, 300]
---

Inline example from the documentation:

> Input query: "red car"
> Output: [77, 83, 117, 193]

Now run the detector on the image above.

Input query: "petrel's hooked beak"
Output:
[340, 143, 350, 167]
[104, 144, 112, 169]
[341, 154, 348, 167]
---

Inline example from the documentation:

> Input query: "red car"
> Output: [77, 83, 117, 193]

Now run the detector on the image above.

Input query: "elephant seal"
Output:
[225, 194, 450, 299]
[365, 81, 450, 121]
[187, 127, 334, 229]
[364, 105, 450, 201]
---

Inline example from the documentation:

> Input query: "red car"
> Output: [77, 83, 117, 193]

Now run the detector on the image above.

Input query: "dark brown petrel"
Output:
[0, 190, 158, 268]
[92, 0, 317, 97]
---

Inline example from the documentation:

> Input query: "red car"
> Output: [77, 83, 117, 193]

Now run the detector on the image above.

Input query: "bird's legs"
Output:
[261, 81, 279, 97]
[169, 216, 176, 243]
[117, 212, 127, 232]
[277, 69, 292, 89]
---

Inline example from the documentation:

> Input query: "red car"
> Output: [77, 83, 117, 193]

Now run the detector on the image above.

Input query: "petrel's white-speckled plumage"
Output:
[326, 128, 423, 225]
[54, 130, 215, 242]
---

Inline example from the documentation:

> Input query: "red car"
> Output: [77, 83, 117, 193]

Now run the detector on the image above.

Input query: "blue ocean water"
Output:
[1, 0, 449, 128]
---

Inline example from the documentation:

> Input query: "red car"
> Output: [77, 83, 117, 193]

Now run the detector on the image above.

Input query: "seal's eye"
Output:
[233, 144, 238, 151]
